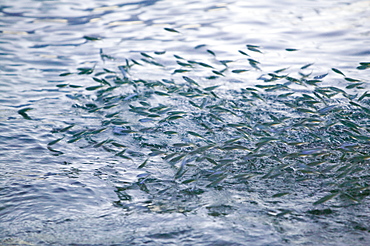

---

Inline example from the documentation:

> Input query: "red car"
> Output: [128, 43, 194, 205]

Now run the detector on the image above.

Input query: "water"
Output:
[1, 0, 370, 245]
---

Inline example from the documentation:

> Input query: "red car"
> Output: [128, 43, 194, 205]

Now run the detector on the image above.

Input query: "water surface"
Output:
[1, 0, 370, 245]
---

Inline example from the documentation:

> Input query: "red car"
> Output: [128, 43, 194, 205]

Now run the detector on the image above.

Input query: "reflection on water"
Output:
[1, 0, 370, 245]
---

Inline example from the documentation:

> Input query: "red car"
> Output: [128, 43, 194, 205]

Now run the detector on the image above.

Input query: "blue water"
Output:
[1, 0, 369, 245]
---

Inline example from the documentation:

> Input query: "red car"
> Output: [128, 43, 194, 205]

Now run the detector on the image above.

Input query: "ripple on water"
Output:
[1, 0, 370, 245]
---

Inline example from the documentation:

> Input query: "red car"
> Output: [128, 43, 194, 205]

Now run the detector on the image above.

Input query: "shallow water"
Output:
[1, 0, 370, 245]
